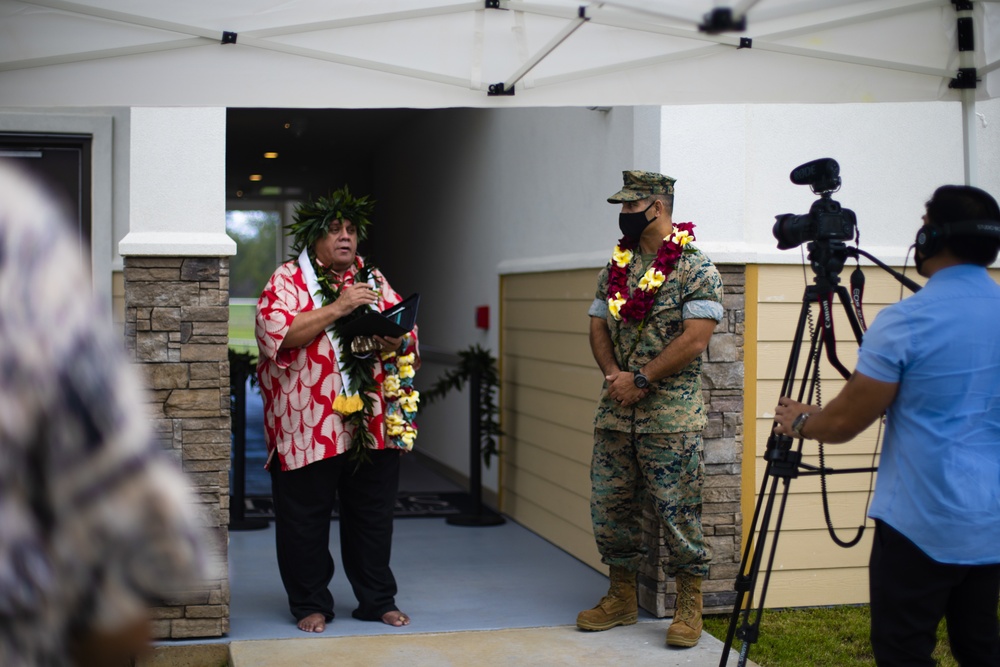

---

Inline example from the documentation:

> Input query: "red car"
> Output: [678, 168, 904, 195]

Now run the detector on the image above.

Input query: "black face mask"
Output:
[618, 202, 657, 241]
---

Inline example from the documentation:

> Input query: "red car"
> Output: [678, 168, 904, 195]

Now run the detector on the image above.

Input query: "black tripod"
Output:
[719, 240, 920, 667]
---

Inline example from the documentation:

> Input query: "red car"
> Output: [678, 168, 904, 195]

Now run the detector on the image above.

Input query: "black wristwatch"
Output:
[633, 371, 649, 389]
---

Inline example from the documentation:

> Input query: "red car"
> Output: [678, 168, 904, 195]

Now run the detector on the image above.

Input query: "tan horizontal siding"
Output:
[502, 355, 604, 403]
[506, 385, 597, 433]
[756, 568, 870, 608]
[752, 490, 878, 531]
[504, 300, 596, 334]
[503, 439, 591, 507]
[753, 264, 893, 607]
[750, 264, 1000, 608]
[501, 410, 593, 465]
[501, 269, 603, 572]
[505, 269, 600, 301]
[504, 329, 593, 367]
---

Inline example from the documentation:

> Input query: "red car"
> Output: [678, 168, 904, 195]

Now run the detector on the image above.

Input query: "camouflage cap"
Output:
[607, 170, 676, 203]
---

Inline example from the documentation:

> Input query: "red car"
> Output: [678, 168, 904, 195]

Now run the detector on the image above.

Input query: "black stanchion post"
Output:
[447, 364, 504, 527]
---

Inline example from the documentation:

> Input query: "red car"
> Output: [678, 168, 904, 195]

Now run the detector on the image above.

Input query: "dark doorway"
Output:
[0, 133, 92, 252]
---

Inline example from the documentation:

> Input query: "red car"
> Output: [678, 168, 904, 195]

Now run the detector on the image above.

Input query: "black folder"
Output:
[339, 293, 420, 339]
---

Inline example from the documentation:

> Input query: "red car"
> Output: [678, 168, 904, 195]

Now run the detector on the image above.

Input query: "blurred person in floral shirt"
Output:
[0, 160, 206, 667]
[255, 186, 419, 633]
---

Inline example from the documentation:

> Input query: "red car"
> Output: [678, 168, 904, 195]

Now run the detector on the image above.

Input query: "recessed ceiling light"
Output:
[249, 174, 262, 182]
[263, 152, 278, 159]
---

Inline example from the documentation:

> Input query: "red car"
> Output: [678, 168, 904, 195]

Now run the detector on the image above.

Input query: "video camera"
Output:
[772, 158, 857, 250]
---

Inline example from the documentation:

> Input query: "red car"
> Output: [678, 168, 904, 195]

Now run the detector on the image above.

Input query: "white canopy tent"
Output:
[0, 0, 1000, 107]
[1, 0, 997, 183]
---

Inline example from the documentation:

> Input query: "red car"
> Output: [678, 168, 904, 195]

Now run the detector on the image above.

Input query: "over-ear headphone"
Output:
[914, 219, 1000, 258]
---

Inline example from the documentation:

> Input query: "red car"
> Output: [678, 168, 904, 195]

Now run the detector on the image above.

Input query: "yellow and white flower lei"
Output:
[380, 347, 420, 450]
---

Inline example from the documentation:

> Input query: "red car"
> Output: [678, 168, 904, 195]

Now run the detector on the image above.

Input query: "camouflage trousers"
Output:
[590, 428, 711, 577]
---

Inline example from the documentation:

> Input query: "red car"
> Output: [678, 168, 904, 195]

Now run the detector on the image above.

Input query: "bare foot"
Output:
[297, 613, 327, 633]
[381, 610, 410, 627]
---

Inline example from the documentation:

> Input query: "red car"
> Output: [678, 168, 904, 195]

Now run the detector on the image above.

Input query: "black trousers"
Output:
[869, 520, 1000, 667]
[269, 449, 401, 622]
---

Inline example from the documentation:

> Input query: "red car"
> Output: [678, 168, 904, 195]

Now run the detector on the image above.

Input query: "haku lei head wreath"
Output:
[607, 222, 697, 325]
[288, 185, 375, 256]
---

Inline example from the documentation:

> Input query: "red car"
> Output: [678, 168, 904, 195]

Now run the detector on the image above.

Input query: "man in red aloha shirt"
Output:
[256, 187, 419, 633]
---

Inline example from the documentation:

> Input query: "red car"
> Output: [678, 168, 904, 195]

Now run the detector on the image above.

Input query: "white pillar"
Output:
[119, 107, 235, 256]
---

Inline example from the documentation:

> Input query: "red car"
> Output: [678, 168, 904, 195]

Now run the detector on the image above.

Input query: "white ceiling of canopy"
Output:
[0, 0, 997, 108]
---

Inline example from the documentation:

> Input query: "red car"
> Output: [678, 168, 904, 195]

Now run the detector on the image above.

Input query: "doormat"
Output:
[243, 492, 484, 520]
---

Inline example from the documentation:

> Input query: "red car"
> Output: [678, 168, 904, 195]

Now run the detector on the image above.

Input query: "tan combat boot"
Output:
[576, 565, 638, 631]
[666, 574, 703, 647]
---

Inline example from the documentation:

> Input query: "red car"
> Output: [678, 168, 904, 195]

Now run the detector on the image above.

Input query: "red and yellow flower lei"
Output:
[607, 222, 696, 324]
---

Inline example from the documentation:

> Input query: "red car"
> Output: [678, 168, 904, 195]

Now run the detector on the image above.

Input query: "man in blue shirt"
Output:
[774, 185, 1000, 666]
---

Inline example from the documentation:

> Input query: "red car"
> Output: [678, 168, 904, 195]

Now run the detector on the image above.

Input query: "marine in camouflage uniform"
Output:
[577, 170, 723, 648]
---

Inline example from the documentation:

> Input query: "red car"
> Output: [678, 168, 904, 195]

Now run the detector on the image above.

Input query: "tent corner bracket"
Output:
[949, 68, 978, 89]
[488, 82, 515, 96]
[221, 31, 238, 45]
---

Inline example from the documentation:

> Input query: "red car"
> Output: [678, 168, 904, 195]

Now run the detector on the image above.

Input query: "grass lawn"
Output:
[703, 604, 1000, 667]
[229, 302, 257, 354]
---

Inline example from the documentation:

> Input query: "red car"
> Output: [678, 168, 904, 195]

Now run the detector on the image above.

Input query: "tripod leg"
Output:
[721, 444, 802, 666]
[720, 460, 783, 661]
[719, 287, 823, 667]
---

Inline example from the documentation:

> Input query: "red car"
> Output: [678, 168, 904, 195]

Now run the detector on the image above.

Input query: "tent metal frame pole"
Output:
[585, 0, 702, 25]
[522, 0, 951, 89]
[759, 1, 945, 42]
[534, 38, 949, 90]
[955, 1, 979, 185]
[0, 39, 210, 73]
[22, 0, 219, 38]
[961, 88, 978, 185]
[245, 3, 482, 38]
[500, 4, 591, 93]
[237, 36, 475, 89]
[749, 43, 951, 79]
[11, 0, 480, 89]
[579, 0, 944, 50]
[536, 44, 727, 87]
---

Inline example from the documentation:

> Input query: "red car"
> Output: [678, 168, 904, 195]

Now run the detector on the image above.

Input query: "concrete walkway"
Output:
[228, 623, 756, 667]
[144, 621, 757, 667]
[156, 453, 761, 667]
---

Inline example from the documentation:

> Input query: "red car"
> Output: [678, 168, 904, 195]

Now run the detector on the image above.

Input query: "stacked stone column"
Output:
[122, 256, 231, 638]
[637, 263, 745, 617]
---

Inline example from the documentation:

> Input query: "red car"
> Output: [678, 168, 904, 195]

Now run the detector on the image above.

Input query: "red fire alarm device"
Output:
[475, 305, 489, 330]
